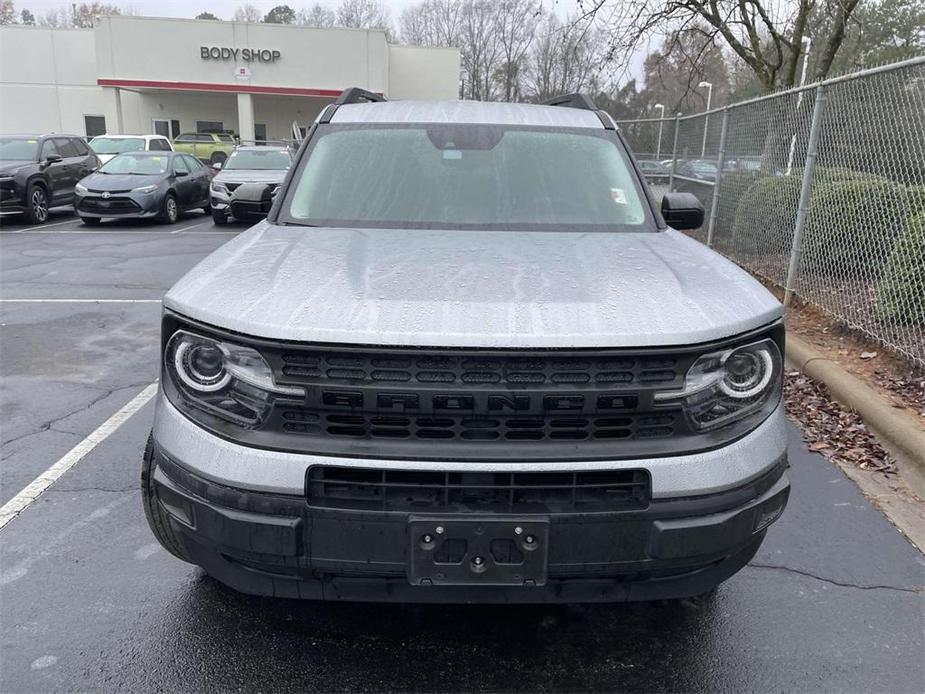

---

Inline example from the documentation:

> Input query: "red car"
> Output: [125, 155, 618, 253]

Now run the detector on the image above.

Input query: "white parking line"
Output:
[0, 299, 161, 303]
[169, 218, 214, 234]
[6, 218, 81, 233]
[0, 382, 159, 531]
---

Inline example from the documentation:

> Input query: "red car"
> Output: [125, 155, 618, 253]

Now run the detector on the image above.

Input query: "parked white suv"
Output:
[88, 134, 173, 164]
[143, 89, 790, 603]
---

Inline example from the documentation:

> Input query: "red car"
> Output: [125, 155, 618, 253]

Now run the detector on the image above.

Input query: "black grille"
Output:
[256, 344, 694, 460]
[224, 182, 241, 192]
[79, 197, 141, 212]
[306, 466, 650, 513]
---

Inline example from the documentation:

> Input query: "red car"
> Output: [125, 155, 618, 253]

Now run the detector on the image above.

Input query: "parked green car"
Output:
[172, 132, 235, 165]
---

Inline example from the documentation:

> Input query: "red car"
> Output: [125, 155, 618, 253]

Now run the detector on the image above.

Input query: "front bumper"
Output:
[149, 398, 790, 602]
[0, 186, 25, 215]
[74, 191, 162, 218]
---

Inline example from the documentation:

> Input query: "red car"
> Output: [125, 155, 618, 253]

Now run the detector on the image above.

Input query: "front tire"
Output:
[141, 435, 193, 563]
[159, 193, 178, 224]
[24, 184, 49, 224]
[211, 209, 229, 225]
[80, 216, 101, 226]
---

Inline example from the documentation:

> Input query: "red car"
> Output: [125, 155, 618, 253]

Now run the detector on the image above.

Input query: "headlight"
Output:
[655, 338, 782, 431]
[210, 182, 226, 193]
[165, 330, 303, 427]
[75, 182, 88, 194]
[133, 184, 159, 193]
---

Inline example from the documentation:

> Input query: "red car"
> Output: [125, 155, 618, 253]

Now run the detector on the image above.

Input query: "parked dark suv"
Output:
[0, 134, 100, 224]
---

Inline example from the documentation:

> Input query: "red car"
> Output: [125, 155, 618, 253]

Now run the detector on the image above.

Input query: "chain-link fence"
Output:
[616, 56, 925, 368]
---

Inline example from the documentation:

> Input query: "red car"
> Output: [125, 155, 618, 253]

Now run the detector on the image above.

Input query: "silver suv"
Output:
[144, 89, 789, 603]
[209, 145, 293, 224]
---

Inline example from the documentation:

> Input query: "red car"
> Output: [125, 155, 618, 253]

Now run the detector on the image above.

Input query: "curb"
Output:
[785, 333, 925, 497]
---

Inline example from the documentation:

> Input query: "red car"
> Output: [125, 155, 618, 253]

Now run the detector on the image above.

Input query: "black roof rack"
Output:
[542, 93, 599, 111]
[542, 93, 615, 130]
[319, 87, 387, 124]
[335, 87, 387, 106]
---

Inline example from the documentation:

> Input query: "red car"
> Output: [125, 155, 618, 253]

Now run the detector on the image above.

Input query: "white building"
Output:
[0, 16, 460, 142]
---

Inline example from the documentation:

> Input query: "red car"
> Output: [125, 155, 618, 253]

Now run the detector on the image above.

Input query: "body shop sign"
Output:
[201, 47, 281, 63]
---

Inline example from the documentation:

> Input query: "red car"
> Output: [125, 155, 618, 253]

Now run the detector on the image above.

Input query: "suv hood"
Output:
[164, 224, 782, 348]
[215, 169, 287, 185]
[0, 160, 33, 175]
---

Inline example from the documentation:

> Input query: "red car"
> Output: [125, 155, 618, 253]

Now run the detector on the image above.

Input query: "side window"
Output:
[173, 156, 190, 174]
[55, 138, 79, 158]
[41, 139, 61, 160]
[149, 139, 170, 151]
[184, 155, 202, 171]
[196, 134, 214, 143]
[70, 138, 90, 156]
[175, 134, 195, 143]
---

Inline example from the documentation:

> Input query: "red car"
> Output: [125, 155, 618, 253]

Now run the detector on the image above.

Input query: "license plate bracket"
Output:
[408, 517, 549, 587]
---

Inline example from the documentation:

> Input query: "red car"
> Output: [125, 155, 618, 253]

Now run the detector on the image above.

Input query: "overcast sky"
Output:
[20, 0, 574, 22]
[16, 0, 648, 83]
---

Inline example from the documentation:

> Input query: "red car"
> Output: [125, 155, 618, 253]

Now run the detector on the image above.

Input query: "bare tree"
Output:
[459, 0, 502, 100]
[524, 13, 602, 101]
[495, 0, 543, 101]
[400, 0, 463, 47]
[579, 0, 862, 91]
[232, 3, 261, 23]
[336, 0, 392, 36]
[298, 3, 336, 27]
[0, 0, 16, 25]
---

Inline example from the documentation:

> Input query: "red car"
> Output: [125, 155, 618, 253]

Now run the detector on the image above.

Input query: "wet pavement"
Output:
[1, 212, 923, 693]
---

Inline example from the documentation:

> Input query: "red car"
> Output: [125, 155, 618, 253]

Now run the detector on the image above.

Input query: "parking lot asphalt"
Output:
[1, 210, 923, 693]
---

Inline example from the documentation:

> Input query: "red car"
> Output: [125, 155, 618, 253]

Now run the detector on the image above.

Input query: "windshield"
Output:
[90, 137, 145, 155]
[99, 153, 169, 175]
[225, 149, 291, 171]
[282, 125, 653, 231]
[0, 137, 39, 161]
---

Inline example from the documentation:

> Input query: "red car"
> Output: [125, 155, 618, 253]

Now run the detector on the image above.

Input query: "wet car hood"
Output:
[80, 172, 163, 191]
[164, 224, 782, 348]
[0, 160, 33, 176]
[215, 169, 287, 185]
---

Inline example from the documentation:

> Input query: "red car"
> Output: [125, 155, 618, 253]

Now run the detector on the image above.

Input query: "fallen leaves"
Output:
[784, 372, 898, 477]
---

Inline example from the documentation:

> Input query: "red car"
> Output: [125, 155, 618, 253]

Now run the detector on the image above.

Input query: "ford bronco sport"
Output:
[144, 89, 790, 603]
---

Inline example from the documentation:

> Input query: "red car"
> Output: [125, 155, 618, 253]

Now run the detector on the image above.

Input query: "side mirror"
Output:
[175, 170, 189, 177]
[661, 192, 704, 230]
[44, 153, 63, 165]
[212, 162, 223, 171]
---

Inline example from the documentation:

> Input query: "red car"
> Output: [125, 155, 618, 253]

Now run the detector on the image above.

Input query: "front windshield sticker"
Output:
[610, 188, 627, 205]
[26, 139, 37, 144]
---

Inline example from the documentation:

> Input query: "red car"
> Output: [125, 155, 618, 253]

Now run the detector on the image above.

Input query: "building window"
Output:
[84, 115, 106, 138]
[255, 123, 267, 143]
[196, 121, 223, 133]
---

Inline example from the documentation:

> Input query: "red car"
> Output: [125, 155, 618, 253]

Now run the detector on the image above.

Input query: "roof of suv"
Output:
[329, 100, 607, 129]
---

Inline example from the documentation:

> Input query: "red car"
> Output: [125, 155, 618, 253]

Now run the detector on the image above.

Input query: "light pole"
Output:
[786, 36, 813, 175]
[654, 103, 665, 160]
[698, 81, 713, 157]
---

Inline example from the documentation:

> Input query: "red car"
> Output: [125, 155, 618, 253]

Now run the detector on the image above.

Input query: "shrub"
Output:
[731, 173, 803, 258]
[878, 211, 925, 325]
[801, 177, 908, 278]
[729, 167, 877, 260]
[905, 185, 925, 217]
[710, 171, 761, 242]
